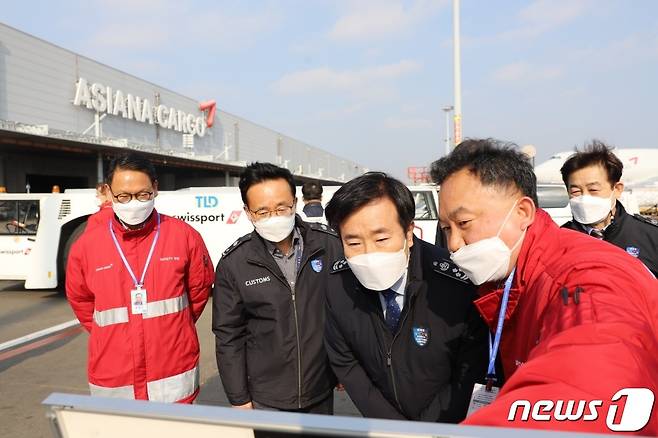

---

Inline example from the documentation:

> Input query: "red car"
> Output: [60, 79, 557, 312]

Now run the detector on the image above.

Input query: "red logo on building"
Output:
[199, 100, 217, 128]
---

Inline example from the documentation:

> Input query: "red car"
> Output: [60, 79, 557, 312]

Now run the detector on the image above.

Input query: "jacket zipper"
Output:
[291, 285, 302, 408]
[291, 247, 321, 409]
[249, 247, 321, 410]
[386, 303, 411, 412]
[383, 291, 415, 414]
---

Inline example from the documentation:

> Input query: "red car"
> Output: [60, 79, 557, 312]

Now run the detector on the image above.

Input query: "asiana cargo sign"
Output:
[72, 77, 215, 138]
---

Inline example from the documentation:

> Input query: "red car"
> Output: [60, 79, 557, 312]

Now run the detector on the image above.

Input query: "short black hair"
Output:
[239, 162, 296, 205]
[301, 180, 323, 201]
[560, 140, 623, 187]
[430, 138, 538, 205]
[106, 152, 157, 185]
[325, 172, 415, 233]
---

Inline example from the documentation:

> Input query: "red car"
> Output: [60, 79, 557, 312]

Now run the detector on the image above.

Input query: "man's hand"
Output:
[233, 401, 253, 409]
[336, 383, 345, 391]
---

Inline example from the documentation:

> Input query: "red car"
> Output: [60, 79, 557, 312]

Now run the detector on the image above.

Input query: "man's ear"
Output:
[613, 181, 624, 198]
[153, 180, 159, 197]
[406, 222, 415, 248]
[517, 197, 536, 231]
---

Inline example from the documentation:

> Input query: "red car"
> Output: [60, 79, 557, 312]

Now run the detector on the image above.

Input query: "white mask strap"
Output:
[495, 199, 521, 238]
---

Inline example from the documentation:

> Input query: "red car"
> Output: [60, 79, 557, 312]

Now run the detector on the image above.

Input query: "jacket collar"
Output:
[386, 236, 423, 296]
[406, 235, 424, 291]
[473, 209, 554, 329]
[602, 200, 627, 240]
[397, 236, 428, 307]
[295, 215, 325, 251]
[110, 209, 158, 238]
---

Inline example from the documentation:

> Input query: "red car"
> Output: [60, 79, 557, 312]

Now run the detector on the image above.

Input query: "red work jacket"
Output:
[66, 210, 213, 403]
[463, 209, 658, 435]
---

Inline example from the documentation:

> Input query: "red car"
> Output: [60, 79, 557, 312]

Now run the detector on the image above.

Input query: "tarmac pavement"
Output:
[0, 281, 358, 438]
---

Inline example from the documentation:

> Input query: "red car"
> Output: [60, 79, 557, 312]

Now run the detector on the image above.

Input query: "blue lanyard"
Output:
[295, 242, 303, 272]
[109, 213, 160, 288]
[486, 267, 515, 390]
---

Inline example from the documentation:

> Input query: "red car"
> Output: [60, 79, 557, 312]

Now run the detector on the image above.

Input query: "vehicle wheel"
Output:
[57, 220, 87, 289]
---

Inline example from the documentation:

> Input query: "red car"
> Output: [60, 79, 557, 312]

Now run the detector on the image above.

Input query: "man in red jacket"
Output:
[431, 139, 658, 435]
[66, 153, 214, 403]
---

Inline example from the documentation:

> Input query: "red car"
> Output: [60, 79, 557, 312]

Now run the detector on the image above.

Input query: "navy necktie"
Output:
[382, 289, 401, 333]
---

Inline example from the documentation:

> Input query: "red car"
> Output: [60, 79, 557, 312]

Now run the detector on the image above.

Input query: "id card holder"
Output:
[131, 286, 148, 315]
[466, 383, 499, 417]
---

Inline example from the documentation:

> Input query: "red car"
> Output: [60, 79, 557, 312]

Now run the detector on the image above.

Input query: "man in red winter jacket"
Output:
[431, 139, 658, 435]
[66, 153, 214, 403]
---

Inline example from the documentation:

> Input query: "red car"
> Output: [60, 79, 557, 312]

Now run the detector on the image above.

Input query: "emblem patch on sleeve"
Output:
[432, 259, 470, 283]
[331, 258, 350, 274]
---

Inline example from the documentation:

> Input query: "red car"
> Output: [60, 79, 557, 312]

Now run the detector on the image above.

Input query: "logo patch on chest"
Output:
[626, 246, 640, 258]
[412, 326, 430, 347]
[245, 276, 271, 287]
[310, 259, 323, 273]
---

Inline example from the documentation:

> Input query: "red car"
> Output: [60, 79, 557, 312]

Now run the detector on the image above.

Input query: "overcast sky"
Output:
[3, 0, 658, 180]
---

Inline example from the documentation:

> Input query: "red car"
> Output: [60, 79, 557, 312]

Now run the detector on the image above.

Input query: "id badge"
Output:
[466, 383, 499, 417]
[131, 287, 148, 315]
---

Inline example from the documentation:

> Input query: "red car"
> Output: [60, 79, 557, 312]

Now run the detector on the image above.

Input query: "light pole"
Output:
[452, 0, 463, 145]
[442, 106, 454, 155]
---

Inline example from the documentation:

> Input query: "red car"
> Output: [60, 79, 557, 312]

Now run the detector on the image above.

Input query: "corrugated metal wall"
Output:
[0, 23, 363, 182]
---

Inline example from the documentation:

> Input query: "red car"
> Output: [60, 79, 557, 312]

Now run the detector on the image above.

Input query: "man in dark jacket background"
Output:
[213, 163, 341, 414]
[560, 140, 658, 276]
[301, 180, 324, 218]
[324, 172, 488, 422]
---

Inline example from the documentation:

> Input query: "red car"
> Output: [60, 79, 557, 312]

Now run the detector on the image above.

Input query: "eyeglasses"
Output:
[249, 204, 294, 219]
[109, 187, 154, 204]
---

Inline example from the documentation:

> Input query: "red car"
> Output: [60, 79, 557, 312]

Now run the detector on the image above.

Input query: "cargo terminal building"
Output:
[0, 23, 366, 193]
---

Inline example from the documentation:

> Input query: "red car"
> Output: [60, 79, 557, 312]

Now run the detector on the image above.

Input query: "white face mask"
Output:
[113, 199, 155, 226]
[347, 240, 409, 291]
[252, 213, 296, 243]
[450, 201, 525, 286]
[569, 193, 615, 225]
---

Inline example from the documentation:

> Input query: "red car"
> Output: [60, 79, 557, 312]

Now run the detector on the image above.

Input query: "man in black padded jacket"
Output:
[213, 163, 341, 413]
[324, 172, 488, 422]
